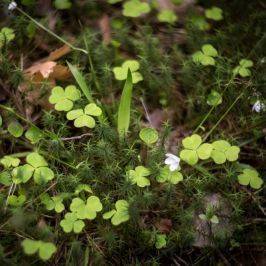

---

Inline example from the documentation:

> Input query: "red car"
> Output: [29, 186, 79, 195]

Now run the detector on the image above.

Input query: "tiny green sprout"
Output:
[113, 60, 143, 84]
[70, 196, 103, 220]
[199, 213, 219, 224]
[157, 10, 178, 24]
[192, 44, 218, 66]
[155, 234, 167, 249]
[238, 168, 263, 189]
[49, 85, 81, 111]
[66, 103, 102, 128]
[205, 7, 223, 21]
[21, 239, 56, 261]
[0, 156, 20, 168]
[233, 59, 254, 77]
[40, 193, 65, 213]
[156, 166, 183, 185]
[180, 134, 213, 165]
[0, 27, 15, 48]
[54, 0, 72, 10]
[127, 166, 151, 187]
[139, 127, 159, 145]
[207, 90, 222, 106]
[12, 152, 54, 184]
[25, 126, 43, 144]
[190, 16, 210, 31]
[60, 212, 85, 233]
[74, 184, 93, 195]
[8, 194, 26, 207]
[211, 140, 240, 164]
[103, 200, 130, 225]
[7, 121, 24, 138]
[122, 0, 151, 18]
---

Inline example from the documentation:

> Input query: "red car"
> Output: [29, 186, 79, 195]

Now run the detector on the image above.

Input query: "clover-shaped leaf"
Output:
[233, 59, 253, 77]
[207, 90, 222, 106]
[238, 169, 263, 189]
[0, 156, 20, 168]
[49, 85, 81, 111]
[0, 27, 15, 48]
[8, 194, 26, 207]
[139, 128, 159, 145]
[22, 239, 56, 261]
[211, 140, 240, 164]
[127, 166, 151, 187]
[157, 10, 178, 24]
[60, 212, 85, 233]
[8, 121, 24, 138]
[190, 16, 210, 31]
[12, 164, 35, 184]
[40, 193, 65, 213]
[103, 200, 130, 225]
[0, 171, 12, 186]
[122, 0, 150, 18]
[70, 196, 102, 220]
[180, 134, 213, 165]
[25, 126, 43, 144]
[156, 166, 183, 185]
[205, 7, 223, 21]
[199, 213, 219, 224]
[12, 153, 54, 184]
[155, 234, 167, 249]
[192, 44, 218, 66]
[113, 60, 143, 84]
[66, 103, 102, 128]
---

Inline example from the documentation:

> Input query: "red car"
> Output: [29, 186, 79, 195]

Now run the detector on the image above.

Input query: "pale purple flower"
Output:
[165, 153, 180, 171]
[8, 1, 17, 11]
[252, 100, 265, 113]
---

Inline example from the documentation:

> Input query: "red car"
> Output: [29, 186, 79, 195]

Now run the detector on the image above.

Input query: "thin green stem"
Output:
[8, 152, 32, 158]
[83, 36, 100, 91]
[41, 151, 77, 170]
[194, 105, 215, 134]
[203, 92, 243, 141]
[194, 77, 234, 134]
[16, 7, 88, 55]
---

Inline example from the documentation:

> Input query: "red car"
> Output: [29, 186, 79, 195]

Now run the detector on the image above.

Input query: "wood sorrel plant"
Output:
[0, 1, 264, 263]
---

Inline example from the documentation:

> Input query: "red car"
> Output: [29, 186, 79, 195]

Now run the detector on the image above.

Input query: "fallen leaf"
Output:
[24, 61, 57, 79]
[19, 45, 72, 112]
[45, 44, 71, 62]
[155, 218, 172, 233]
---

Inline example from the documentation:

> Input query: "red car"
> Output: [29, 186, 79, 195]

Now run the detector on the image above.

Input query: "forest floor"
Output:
[0, 0, 265, 265]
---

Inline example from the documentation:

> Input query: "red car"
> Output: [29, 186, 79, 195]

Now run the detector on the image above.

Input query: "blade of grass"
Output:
[67, 62, 106, 123]
[117, 70, 133, 137]
[67, 62, 94, 103]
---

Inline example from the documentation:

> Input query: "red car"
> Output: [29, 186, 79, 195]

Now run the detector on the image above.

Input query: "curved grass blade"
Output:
[117, 70, 133, 137]
[67, 61, 94, 103]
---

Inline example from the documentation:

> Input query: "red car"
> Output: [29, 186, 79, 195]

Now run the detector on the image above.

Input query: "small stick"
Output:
[140, 98, 153, 127]
[61, 133, 92, 141]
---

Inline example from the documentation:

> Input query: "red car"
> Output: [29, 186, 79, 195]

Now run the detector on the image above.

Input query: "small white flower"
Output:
[164, 153, 180, 172]
[252, 100, 265, 113]
[8, 1, 17, 11]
